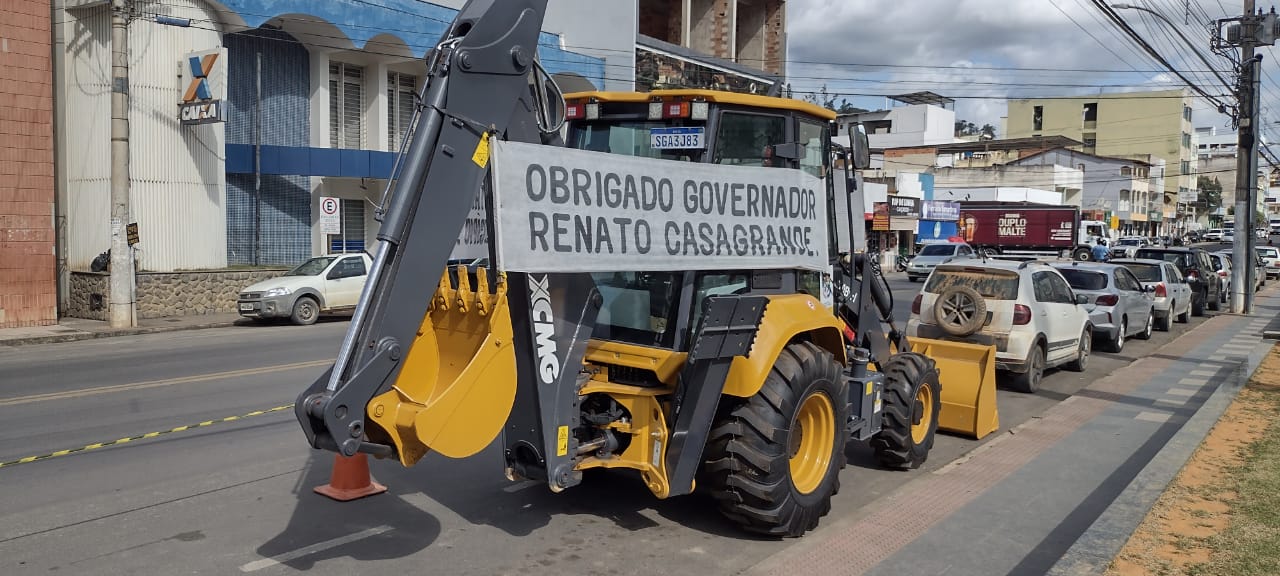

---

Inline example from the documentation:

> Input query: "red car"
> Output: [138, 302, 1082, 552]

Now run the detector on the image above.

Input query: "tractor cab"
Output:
[560, 90, 838, 353]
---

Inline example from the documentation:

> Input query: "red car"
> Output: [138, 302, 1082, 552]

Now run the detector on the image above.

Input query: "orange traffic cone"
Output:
[313, 453, 388, 502]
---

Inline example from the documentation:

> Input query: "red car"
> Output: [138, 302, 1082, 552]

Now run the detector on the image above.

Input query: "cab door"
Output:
[323, 256, 368, 309]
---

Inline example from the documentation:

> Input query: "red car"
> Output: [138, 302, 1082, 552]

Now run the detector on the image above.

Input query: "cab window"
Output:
[714, 112, 786, 168]
[689, 272, 750, 337]
[798, 120, 827, 179]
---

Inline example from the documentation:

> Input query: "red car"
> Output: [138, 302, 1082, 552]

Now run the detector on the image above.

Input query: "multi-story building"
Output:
[636, 0, 786, 93]
[52, 0, 632, 320]
[1005, 89, 1197, 232]
[1009, 148, 1166, 236]
[836, 92, 957, 152]
[1, 0, 56, 328]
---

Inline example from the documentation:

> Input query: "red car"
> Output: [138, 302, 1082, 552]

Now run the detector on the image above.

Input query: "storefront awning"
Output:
[225, 144, 397, 178]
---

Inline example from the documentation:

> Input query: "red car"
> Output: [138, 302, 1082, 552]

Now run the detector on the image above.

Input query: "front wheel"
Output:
[290, 297, 319, 326]
[869, 353, 942, 470]
[701, 342, 850, 537]
[1135, 310, 1153, 340]
[1073, 247, 1092, 261]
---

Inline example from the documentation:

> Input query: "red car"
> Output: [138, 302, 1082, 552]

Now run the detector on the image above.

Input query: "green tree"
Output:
[1197, 175, 1223, 212]
[801, 84, 864, 114]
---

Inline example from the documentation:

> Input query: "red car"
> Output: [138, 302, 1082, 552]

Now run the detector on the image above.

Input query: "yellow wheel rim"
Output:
[911, 384, 934, 445]
[788, 392, 836, 495]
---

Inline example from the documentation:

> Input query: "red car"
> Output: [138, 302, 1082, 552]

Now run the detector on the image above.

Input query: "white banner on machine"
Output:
[490, 140, 829, 273]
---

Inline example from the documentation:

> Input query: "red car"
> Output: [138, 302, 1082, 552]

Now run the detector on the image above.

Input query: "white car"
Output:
[1112, 258, 1194, 331]
[237, 253, 372, 325]
[1109, 236, 1149, 259]
[1203, 229, 1224, 241]
[1256, 246, 1280, 279]
[906, 260, 1092, 393]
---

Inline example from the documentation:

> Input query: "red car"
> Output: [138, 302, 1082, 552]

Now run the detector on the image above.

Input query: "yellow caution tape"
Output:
[0, 404, 294, 469]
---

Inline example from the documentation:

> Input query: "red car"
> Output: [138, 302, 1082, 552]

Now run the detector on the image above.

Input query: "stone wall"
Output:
[67, 271, 107, 321]
[67, 269, 289, 320]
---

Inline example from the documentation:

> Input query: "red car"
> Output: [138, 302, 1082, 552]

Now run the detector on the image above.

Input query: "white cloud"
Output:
[785, 0, 1250, 134]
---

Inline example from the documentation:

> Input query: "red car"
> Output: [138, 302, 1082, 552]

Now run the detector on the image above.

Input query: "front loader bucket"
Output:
[365, 266, 518, 466]
[908, 338, 999, 440]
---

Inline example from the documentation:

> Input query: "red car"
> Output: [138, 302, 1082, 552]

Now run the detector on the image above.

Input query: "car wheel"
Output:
[1191, 292, 1205, 317]
[1010, 343, 1044, 393]
[1073, 248, 1092, 261]
[1064, 329, 1090, 372]
[932, 285, 988, 337]
[290, 297, 320, 326]
[1176, 300, 1191, 323]
[1107, 319, 1126, 353]
[1136, 310, 1153, 340]
[1208, 287, 1221, 311]
[1155, 310, 1171, 331]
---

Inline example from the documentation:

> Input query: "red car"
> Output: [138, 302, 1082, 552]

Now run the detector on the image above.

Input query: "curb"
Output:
[1046, 322, 1273, 575]
[0, 320, 241, 347]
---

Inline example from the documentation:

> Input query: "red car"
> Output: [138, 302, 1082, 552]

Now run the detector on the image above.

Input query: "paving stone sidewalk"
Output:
[0, 313, 245, 346]
[745, 292, 1280, 576]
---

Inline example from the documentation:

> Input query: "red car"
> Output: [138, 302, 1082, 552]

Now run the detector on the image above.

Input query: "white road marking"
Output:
[1135, 411, 1171, 423]
[1166, 388, 1196, 397]
[1179, 378, 1208, 386]
[1155, 398, 1188, 409]
[239, 525, 393, 572]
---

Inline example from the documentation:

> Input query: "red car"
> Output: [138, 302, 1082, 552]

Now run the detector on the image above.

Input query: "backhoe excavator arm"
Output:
[296, 0, 554, 458]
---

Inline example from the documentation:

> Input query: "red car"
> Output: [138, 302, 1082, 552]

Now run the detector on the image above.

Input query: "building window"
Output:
[1183, 105, 1192, 121]
[1082, 102, 1097, 127]
[329, 62, 364, 149]
[329, 198, 366, 253]
[1120, 166, 1132, 176]
[1182, 132, 1191, 148]
[1082, 132, 1097, 153]
[1033, 105, 1043, 131]
[1181, 160, 1191, 176]
[387, 72, 417, 150]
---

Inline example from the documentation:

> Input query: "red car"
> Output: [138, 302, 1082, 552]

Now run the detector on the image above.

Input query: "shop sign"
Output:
[887, 195, 921, 218]
[178, 48, 227, 125]
[920, 200, 960, 221]
[872, 202, 890, 231]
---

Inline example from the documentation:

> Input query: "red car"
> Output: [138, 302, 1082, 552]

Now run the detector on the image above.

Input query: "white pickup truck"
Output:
[236, 253, 372, 325]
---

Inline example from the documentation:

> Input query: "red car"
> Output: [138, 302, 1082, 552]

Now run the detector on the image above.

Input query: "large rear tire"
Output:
[869, 352, 942, 470]
[701, 341, 850, 537]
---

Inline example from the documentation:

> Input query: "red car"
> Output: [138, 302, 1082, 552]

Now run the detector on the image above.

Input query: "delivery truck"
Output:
[956, 202, 1101, 261]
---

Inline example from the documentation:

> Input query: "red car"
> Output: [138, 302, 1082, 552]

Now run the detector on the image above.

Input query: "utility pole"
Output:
[109, 0, 136, 327]
[1217, 1, 1280, 314]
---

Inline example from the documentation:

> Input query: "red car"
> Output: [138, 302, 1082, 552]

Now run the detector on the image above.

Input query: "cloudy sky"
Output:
[785, 0, 1278, 141]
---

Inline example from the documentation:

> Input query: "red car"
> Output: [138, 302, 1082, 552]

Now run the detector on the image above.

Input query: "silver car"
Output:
[1112, 258, 1194, 331]
[1051, 262, 1155, 353]
[906, 242, 976, 282]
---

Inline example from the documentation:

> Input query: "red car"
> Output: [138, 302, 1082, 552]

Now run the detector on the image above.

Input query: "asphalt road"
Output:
[0, 278, 1230, 576]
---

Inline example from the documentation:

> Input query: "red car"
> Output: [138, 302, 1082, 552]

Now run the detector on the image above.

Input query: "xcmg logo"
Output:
[528, 275, 559, 385]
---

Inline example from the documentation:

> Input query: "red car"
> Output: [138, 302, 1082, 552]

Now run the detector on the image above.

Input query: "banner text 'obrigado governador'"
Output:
[491, 140, 828, 273]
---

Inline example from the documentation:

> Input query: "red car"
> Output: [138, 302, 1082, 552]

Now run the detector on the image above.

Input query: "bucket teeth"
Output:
[455, 264, 472, 312]
[433, 270, 451, 311]
[475, 267, 491, 315]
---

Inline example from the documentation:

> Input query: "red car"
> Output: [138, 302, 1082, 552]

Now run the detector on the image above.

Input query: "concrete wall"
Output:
[1009, 149, 1156, 220]
[935, 187, 1063, 205]
[1, 0, 57, 328]
[67, 269, 289, 320]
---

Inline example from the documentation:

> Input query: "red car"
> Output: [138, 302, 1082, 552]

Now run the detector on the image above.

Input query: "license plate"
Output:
[239, 303, 254, 311]
[650, 127, 705, 150]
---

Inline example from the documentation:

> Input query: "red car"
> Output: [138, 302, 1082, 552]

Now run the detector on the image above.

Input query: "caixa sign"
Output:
[180, 100, 226, 125]
[178, 48, 227, 125]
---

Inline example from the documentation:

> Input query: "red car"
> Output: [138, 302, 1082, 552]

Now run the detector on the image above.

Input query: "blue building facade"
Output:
[213, 0, 609, 265]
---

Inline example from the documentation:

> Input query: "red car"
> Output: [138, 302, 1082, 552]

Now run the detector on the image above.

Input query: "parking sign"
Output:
[319, 197, 341, 234]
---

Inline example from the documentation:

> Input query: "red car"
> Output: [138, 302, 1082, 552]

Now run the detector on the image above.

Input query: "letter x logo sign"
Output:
[183, 53, 218, 102]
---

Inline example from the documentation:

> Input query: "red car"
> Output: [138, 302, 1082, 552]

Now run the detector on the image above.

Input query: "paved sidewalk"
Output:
[0, 313, 245, 346]
[746, 290, 1280, 576]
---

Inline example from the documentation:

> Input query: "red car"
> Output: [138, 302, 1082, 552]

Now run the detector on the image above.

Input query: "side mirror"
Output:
[1075, 293, 1090, 305]
[847, 123, 871, 170]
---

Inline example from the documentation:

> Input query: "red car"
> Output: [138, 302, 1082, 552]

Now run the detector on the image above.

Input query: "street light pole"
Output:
[109, 0, 136, 327]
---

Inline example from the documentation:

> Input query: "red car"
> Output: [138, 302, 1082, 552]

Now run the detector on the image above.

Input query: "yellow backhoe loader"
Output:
[295, 0, 998, 537]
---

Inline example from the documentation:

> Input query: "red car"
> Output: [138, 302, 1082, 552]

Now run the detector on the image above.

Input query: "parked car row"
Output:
[904, 246, 1233, 394]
